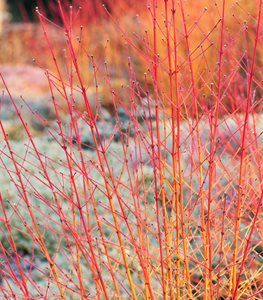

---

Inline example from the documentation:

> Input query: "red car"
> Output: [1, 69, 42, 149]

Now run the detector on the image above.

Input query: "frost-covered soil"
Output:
[0, 110, 262, 298]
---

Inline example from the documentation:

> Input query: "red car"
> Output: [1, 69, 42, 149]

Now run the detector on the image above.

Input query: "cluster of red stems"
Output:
[0, 0, 262, 299]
